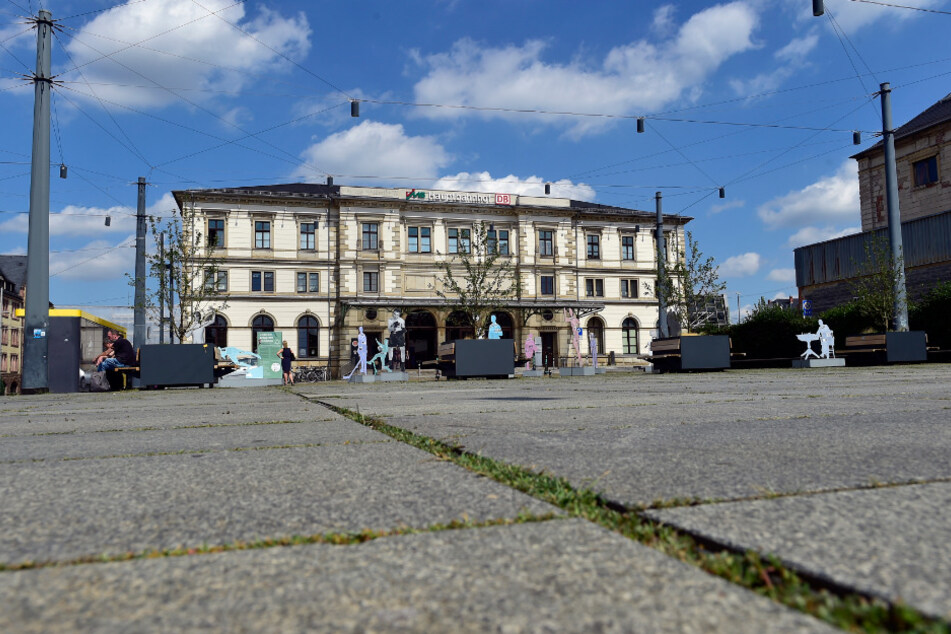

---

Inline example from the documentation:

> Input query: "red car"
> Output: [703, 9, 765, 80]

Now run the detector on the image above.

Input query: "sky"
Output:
[1, 0, 950, 325]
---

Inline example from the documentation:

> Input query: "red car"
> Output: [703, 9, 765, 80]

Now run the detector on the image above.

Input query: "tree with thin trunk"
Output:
[432, 221, 521, 339]
[850, 234, 904, 333]
[657, 231, 726, 334]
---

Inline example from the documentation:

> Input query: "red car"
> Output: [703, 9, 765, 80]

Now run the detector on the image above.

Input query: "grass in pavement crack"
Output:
[324, 402, 949, 634]
[0, 512, 556, 573]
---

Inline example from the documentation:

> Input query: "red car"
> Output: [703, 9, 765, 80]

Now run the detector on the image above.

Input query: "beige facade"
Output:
[174, 184, 688, 374]
[1, 256, 26, 394]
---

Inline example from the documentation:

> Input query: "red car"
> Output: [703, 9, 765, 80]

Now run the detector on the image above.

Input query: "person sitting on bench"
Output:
[97, 329, 135, 372]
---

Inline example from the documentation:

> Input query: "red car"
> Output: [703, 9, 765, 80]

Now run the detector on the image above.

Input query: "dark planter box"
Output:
[886, 331, 928, 363]
[439, 339, 514, 379]
[652, 335, 731, 372]
[139, 344, 215, 387]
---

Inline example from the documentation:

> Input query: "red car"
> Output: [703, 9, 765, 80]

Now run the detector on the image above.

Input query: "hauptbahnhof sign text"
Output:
[404, 189, 514, 206]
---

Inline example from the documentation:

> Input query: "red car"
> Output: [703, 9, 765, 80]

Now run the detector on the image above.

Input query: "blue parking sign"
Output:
[802, 299, 813, 317]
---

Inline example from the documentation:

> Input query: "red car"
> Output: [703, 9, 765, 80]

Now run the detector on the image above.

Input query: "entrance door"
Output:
[406, 310, 437, 369]
[540, 332, 557, 369]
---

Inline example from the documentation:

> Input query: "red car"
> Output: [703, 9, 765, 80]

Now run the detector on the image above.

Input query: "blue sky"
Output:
[1, 0, 949, 324]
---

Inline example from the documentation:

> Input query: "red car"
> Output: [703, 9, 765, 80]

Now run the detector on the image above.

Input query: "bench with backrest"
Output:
[842, 332, 930, 364]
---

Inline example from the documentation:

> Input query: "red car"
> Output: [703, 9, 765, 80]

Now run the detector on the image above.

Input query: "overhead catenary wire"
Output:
[848, 0, 951, 15]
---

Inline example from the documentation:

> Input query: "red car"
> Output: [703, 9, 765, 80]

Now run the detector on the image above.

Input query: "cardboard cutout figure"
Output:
[488, 314, 503, 340]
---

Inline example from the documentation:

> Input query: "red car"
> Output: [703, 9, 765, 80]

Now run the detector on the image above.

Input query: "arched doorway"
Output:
[491, 311, 514, 339]
[205, 314, 228, 348]
[622, 317, 639, 355]
[251, 314, 274, 353]
[586, 316, 604, 355]
[445, 311, 474, 342]
[406, 310, 437, 368]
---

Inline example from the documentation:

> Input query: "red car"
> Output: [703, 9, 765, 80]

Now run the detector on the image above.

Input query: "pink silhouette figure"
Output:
[524, 334, 537, 370]
[564, 308, 583, 367]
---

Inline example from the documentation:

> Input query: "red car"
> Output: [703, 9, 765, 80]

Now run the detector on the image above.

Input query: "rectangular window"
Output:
[298, 272, 319, 293]
[300, 222, 316, 250]
[586, 234, 600, 259]
[203, 269, 227, 292]
[254, 220, 271, 249]
[408, 226, 431, 253]
[620, 279, 639, 298]
[207, 219, 224, 248]
[913, 156, 938, 187]
[363, 271, 379, 292]
[538, 230, 554, 257]
[251, 271, 274, 292]
[448, 228, 471, 254]
[487, 229, 509, 255]
[540, 275, 554, 295]
[622, 235, 635, 260]
[585, 278, 604, 297]
[362, 223, 378, 250]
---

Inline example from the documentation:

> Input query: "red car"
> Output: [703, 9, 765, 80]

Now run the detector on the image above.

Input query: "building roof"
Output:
[173, 183, 688, 222]
[0, 255, 28, 292]
[852, 91, 951, 160]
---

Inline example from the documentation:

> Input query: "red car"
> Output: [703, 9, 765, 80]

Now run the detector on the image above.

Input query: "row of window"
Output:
[1, 326, 21, 346]
[0, 352, 19, 372]
[204, 270, 321, 294]
[209, 219, 652, 261]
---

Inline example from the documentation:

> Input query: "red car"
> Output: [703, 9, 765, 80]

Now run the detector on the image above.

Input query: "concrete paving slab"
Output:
[0, 388, 329, 436]
[0, 418, 386, 462]
[378, 409, 951, 505]
[648, 482, 951, 620]
[0, 519, 836, 633]
[0, 443, 557, 565]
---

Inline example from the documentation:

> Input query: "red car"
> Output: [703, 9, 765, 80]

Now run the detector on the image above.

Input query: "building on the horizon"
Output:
[796, 92, 951, 312]
[1, 255, 27, 394]
[173, 183, 690, 375]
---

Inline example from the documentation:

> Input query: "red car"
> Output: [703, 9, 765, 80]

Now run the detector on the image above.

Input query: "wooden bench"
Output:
[107, 348, 141, 389]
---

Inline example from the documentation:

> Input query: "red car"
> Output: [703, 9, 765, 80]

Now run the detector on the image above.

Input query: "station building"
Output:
[172, 183, 689, 375]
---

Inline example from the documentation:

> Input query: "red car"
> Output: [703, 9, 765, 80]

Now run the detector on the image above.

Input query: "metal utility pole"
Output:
[133, 177, 147, 349]
[880, 82, 909, 331]
[22, 10, 53, 392]
[158, 232, 165, 344]
[167, 250, 175, 343]
[655, 192, 669, 338]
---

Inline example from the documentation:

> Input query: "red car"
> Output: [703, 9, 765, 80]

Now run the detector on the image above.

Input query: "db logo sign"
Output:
[495, 194, 513, 206]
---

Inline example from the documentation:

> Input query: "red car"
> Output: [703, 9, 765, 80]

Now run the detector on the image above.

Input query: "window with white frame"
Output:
[622, 318, 638, 354]
[408, 226, 432, 253]
[204, 268, 227, 292]
[297, 272, 319, 293]
[251, 270, 274, 292]
[254, 220, 271, 249]
[299, 221, 316, 250]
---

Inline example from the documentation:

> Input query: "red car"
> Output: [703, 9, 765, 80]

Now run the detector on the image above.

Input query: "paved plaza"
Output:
[1, 364, 949, 631]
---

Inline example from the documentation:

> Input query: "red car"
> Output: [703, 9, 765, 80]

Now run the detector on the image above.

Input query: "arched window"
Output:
[205, 314, 228, 348]
[297, 315, 320, 358]
[445, 311, 474, 342]
[622, 318, 639, 355]
[251, 315, 274, 353]
[587, 317, 604, 354]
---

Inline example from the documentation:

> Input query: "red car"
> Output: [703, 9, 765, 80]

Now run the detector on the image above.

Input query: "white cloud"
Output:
[730, 32, 817, 97]
[789, 0, 945, 31]
[709, 199, 745, 215]
[786, 225, 861, 248]
[50, 237, 136, 281]
[61, 0, 310, 109]
[412, 2, 759, 136]
[757, 160, 859, 229]
[0, 192, 177, 237]
[652, 5, 678, 36]
[293, 121, 451, 182]
[430, 172, 596, 200]
[767, 268, 796, 283]
[719, 252, 761, 277]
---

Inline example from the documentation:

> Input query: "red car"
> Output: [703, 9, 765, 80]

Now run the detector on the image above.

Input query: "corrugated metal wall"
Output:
[795, 210, 951, 287]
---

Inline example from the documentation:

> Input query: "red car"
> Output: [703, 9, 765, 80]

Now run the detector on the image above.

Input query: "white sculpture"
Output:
[797, 319, 835, 360]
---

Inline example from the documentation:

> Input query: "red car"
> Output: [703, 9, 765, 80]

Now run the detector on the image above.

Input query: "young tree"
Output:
[850, 234, 904, 333]
[140, 201, 228, 343]
[432, 221, 521, 338]
[657, 231, 726, 334]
